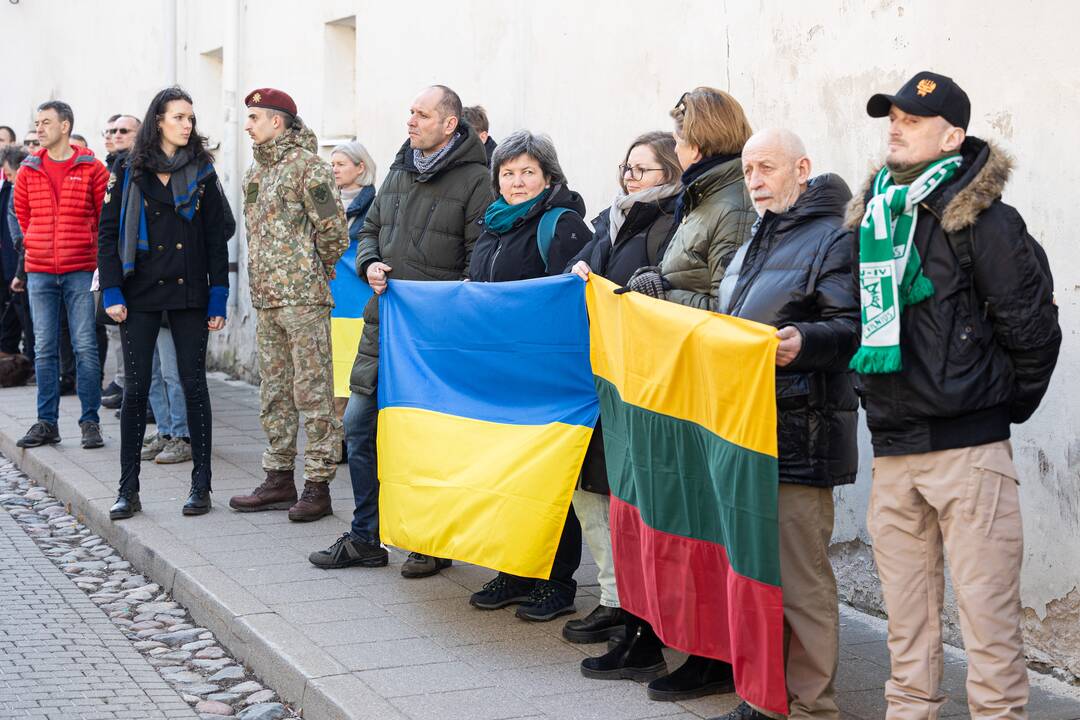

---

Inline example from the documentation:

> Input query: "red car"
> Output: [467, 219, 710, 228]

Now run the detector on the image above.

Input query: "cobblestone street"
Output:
[0, 485, 198, 720]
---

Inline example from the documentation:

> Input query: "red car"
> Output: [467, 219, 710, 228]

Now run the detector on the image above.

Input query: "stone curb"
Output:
[0, 431, 385, 720]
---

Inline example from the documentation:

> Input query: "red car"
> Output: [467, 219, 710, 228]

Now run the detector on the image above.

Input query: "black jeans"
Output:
[119, 309, 211, 495]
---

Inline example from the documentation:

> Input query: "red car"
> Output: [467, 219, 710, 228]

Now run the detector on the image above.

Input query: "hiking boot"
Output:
[228, 469, 297, 512]
[515, 580, 576, 622]
[563, 604, 627, 644]
[401, 552, 452, 578]
[109, 491, 141, 521]
[141, 432, 169, 461]
[16, 421, 60, 448]
[647, 654, 735, 701]
[80, 421, 104, 449]
[182, 483, 211, 516]
[288, 481, 332, 522]
[709, 702, 770, 720]
[155, 437, 192, 464]
[309, 533, 388, 569]
[101, 381, 123, 409]
[469, 573, 537, 610]
[581, 619, 667, 681]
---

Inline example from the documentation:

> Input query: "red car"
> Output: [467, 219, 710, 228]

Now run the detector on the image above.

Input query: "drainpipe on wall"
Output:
[222, 0, 242, 306]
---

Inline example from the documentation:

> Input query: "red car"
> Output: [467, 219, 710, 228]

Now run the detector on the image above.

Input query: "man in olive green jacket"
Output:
[308, 85, 493, 578]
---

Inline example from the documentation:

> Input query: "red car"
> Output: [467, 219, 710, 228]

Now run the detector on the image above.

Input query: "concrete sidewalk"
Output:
[1, 375, 1078, 720]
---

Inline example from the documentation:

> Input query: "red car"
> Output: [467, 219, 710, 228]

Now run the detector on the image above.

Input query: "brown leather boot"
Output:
[228, 469, 297, 512]
[288, 480, 332, 522]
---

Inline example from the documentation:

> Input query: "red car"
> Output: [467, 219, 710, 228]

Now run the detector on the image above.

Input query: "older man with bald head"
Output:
[710, 129, 860, 720]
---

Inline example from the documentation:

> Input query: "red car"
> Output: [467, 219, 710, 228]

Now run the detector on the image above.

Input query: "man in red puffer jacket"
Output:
[12, 100, 107, 449]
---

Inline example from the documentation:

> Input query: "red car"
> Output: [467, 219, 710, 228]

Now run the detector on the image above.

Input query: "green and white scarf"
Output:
[849, 155, 962, 374]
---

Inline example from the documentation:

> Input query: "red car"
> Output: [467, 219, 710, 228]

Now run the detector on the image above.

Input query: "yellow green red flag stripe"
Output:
[586, 275, 787, 716]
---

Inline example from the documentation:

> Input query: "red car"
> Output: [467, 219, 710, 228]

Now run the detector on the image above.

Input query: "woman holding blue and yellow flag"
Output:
[465, 130, 592, 622]
[327, 141, 377, 458]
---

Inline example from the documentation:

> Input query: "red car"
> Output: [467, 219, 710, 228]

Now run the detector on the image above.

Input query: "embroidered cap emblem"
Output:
[252, 92, 262, 104]
[916, 79, 937, 97]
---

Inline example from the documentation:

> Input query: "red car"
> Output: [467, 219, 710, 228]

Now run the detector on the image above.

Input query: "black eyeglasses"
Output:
[24, 140, 40, 147]
[618, 164, 664, 181]
[103, 128, 133, 136]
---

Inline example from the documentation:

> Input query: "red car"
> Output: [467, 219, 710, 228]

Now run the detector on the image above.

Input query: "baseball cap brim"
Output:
[866, 93, 938, 118]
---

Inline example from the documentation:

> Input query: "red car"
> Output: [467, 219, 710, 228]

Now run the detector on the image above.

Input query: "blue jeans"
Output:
[26, 271, 100, 426]
[344, 390, 379, 544]
[148, 326, 189, 438]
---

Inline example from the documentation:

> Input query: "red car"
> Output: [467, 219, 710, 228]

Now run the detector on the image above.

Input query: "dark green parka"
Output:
[349, 124, 493, 394]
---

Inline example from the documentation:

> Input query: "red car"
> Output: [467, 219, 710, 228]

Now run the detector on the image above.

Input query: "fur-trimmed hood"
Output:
[844, 137, 1013, 233]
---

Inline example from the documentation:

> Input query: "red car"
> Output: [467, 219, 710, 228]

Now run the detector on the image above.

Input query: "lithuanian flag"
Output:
[585, 275, 786, 715]
[328, 240, 373, 398]
[376, 275, 599, 579]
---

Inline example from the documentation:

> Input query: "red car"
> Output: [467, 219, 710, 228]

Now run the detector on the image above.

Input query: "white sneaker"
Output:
[141, 432, 168, 461]
[155, 437, 192, 464]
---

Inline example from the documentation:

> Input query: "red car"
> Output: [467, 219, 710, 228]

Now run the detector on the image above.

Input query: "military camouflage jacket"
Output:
[243, 119, 348, 309]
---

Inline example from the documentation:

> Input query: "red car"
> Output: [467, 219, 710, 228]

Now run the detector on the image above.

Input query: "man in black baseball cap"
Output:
[849, 70, 1060, 719]
[867, 70, 971, 131]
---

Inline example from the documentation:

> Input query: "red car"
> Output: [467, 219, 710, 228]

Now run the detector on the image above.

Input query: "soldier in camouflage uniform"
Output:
[227, 88, 349, 522]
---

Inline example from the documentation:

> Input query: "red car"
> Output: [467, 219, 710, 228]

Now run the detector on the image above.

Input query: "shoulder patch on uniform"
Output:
[245, 182, 259, 204]
[308, 182, 337, 219]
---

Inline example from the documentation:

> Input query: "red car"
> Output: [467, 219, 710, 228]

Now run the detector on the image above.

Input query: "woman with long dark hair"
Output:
[97, 86, 229, 519]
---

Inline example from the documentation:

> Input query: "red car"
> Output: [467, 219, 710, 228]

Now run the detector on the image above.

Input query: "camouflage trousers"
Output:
[256, 305, 343, 483]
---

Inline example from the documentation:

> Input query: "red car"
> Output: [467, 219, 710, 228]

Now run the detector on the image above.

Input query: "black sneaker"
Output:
[16, 421, 60, 448]
[101, 381, 123, 409]
[469, 573, 537, 610]
[80, 421, 104, 449]
[309, 533, 388, 569]
[515, 580, 576, 622]
[709, 701, 770, 720]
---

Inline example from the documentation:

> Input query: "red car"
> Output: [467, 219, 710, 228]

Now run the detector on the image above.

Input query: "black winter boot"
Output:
[646, 654, 735, 701]
[580, 617, 667, 681]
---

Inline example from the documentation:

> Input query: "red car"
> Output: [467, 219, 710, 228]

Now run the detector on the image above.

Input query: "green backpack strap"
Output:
[537, 207, 573, 271]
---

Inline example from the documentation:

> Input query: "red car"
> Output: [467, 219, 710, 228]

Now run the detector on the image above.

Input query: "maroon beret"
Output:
[244, 88, 297, 117]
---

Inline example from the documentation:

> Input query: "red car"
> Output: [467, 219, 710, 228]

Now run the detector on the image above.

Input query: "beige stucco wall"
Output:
[4, 0, 1078, 679]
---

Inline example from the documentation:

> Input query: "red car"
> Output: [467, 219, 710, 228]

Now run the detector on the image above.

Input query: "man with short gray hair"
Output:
[308, 84, 493, 578]
[711, 128, 859, 720]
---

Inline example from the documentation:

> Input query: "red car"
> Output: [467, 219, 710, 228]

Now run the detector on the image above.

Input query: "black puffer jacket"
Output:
[468, 184, 591, 282]
[846, 137, 1061, 456]
[727, 174, 859, 487]
[567, 194, 678, 287]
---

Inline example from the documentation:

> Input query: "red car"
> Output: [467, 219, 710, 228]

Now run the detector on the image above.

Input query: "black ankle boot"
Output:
[647, 654, 735, 701]
[580, 619, 666, 681]
[563, 605, 627, 643]
[182, 484, 211, 516]
[110, 491, 141, 521]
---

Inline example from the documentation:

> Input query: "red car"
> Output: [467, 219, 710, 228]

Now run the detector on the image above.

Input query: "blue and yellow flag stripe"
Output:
[329, 241, 372, 397]
[376, 275, 599, 579]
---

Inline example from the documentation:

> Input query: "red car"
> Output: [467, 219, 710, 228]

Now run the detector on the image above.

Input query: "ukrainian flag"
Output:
[328, 240, 372, 398]
[377, 275, 599, 579]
